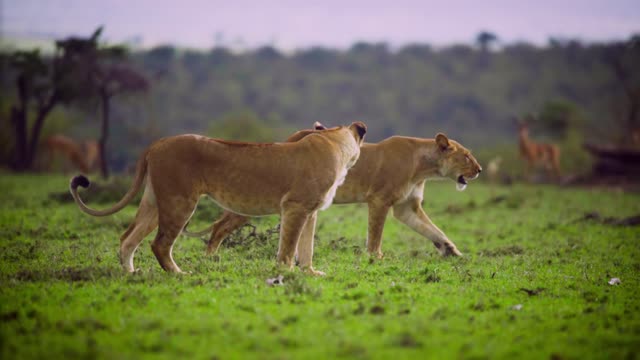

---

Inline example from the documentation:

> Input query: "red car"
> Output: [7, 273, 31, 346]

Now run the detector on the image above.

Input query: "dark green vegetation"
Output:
[2, 35, 639, 173]
[1, 174, 639, 359]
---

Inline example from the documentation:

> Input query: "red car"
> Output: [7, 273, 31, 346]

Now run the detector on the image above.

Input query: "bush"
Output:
[207, 110, 293, 142]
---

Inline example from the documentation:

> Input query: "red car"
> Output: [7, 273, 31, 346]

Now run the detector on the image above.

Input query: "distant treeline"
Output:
[134, 38, 639, 144]
[2, 35, 639, 171]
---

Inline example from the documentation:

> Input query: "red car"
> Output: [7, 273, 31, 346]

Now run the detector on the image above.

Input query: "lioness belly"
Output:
[207, 191, 280, 217]
[333, 181, 367, 204]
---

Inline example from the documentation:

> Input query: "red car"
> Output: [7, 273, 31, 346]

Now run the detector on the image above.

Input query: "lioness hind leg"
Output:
[151, 197, 198, 273]
[366, 201, 391, 259]
[393, 199, 462, 257]
[119, 198, 158, 272]
[206, 212, 248, 255]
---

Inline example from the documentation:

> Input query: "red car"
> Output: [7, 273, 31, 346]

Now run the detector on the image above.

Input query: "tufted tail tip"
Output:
[70, 175, 90, 190]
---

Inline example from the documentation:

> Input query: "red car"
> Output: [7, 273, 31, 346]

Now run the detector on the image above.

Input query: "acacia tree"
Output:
[476, 31, 498, 52]
[8, 48, 76, 170]
[7, 28, 147, 174]
[55, 27, 149, 178]
[97, 66, 149, 177]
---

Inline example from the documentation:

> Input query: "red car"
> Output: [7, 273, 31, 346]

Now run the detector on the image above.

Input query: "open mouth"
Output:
[456, 175, 468, 191]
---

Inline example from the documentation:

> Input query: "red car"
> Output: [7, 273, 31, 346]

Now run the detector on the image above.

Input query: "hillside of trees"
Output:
[2, 32, 639, 172]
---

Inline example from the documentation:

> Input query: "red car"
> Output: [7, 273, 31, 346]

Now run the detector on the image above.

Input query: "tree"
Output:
[603, 35, 640, 143]
[56, 27, 149, 178]
[7, 46, 78, 170]
[208, 110, 285, 142]
[534, 100, 581, 140]
[144, 45, 175, 78]
[253, 46, 282, 62]
[476, 31, 498, 52]
[95, 65, 148, 178]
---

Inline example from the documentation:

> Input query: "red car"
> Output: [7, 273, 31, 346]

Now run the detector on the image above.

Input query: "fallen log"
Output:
[583, 143, 640, 176]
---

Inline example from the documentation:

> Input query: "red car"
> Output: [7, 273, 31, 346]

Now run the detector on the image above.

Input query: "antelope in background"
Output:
[518, 122, 561, 181]
[43, 135, 101, 174]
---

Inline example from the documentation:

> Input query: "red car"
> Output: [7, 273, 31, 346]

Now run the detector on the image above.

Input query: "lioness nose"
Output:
[478, 168, 482, 173]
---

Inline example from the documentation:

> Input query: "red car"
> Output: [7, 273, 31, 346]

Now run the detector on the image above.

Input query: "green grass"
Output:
[1, 174, 639, 359]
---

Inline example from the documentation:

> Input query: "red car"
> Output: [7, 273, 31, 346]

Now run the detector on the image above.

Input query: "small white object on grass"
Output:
[608, 277, 621, 285]
[511, 304, 523, 311]
[266, 275, 284, 286]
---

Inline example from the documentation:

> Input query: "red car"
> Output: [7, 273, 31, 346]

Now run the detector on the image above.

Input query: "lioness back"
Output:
[147, 134, 340, 216]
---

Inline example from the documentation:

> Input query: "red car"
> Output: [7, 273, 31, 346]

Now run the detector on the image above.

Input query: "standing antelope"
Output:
[518, 122, 561, 181]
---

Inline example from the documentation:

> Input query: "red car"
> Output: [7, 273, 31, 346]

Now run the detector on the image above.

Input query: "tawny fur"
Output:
[69, 122, 366, 274]
[189, 125, 482, 259]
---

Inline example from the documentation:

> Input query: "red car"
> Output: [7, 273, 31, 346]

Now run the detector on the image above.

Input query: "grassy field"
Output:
[1, 174, 639, 359]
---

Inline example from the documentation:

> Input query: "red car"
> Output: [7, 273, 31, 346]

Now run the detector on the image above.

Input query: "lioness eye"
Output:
[465, 156, 470, 163]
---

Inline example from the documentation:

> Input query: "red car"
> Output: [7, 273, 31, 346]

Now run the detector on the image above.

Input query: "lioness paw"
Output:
[442, 246, 463, 257]
[303, 267, 326, 276]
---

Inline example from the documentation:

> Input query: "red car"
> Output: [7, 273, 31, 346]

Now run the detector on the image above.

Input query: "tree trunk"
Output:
[10, 106, 28, 170]
[25, 93, 58, 169]
[99, 91, 111, 179]
[626, 96, 639, 135]
[10, 75, 29, 170]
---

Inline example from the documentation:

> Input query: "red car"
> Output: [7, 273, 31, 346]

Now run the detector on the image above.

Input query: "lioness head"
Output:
[342, 121, 367, 169]
[435, 133, 482, 191]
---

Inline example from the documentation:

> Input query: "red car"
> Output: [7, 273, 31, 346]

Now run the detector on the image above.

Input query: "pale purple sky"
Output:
[3, 0, 639, 50]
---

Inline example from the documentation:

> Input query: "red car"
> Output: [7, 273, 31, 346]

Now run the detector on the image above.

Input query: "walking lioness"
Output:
[187, 123, 481, 258]
[69, 122, 366, 274]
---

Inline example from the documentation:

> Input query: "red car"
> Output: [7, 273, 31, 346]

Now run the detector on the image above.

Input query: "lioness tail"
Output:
[69, 150, 149, 217]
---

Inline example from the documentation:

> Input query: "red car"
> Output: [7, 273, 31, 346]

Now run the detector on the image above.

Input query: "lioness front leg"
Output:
[393, 198, 462, 256]
[277, 206, 310, 270]
[296, 211, 324, 276]
[206, 212, 248, 255]
[366, 201, 391, 259]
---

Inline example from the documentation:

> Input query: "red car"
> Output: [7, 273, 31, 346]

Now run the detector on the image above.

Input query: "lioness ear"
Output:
[435, 133, 450, 150]
[313, 121, 327, 130]
[349, 121, 367, 140]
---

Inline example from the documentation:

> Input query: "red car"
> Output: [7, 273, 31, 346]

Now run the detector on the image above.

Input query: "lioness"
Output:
[69, 122, 367, 274]
[187, 123, 482, 258]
